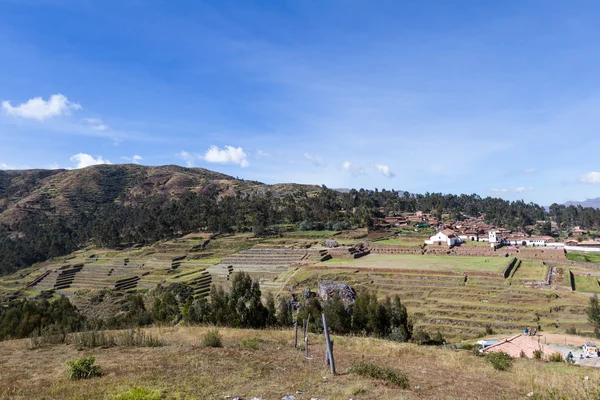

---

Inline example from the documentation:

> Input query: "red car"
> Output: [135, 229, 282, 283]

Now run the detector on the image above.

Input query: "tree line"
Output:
[0, 273, 416, 344]
[2, 185, 600, 275]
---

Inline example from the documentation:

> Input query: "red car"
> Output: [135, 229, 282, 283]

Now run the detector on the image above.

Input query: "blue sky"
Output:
[1, 0, 599, 204]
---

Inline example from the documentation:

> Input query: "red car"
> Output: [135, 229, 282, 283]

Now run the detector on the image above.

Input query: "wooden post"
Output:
[294, 321, 298, 348]
[303, 319, 307, 340]
[322, 313, 336, 374]
[305, 332, 309, 359]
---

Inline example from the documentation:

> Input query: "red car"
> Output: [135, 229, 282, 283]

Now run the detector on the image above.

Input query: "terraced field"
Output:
[321, 254, 510, 273]
[3, 230, 600, 342]
[287, 263, 591, 340]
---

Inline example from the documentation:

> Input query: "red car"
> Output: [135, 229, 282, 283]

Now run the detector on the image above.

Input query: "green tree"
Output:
[588, 295, 600, 337]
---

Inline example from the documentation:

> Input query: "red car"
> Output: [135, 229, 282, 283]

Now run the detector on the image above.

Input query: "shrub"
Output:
[520, 350, 526, 358]
[388, 327, 408, 342]
[485, 324, 494, 335]
[411, 327, 431, 345]
[486, 352, 513, 371]
[566, 326, 578, 335]
[349, 361, 409, 388]
[472, 344, 483, 356]
[118, 330, 164, 347]
[202, 329, 222, 348]
[113, 387, 162, 400]
[67, 356, 102, 380]
[71, 330, 164, 349]
[533, 349, 543, 360]
[241, 337, 260, 350]
[461, 343, 474, 350]
[549, 352, 564, 362]
[73, 331, 117, 350]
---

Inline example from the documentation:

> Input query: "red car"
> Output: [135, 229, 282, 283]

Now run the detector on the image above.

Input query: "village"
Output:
[375, 210, 600, 252]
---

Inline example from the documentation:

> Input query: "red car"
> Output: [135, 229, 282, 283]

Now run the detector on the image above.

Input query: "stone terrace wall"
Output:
[518, 248, 566, 262]
[369, 245, 424, 255]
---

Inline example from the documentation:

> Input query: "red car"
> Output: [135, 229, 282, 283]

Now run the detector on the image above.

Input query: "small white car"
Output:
[583, 343, 599, 358]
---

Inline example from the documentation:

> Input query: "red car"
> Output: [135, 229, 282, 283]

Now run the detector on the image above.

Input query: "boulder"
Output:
[318, 280, 356, 303]
[324, 239, 339, 248]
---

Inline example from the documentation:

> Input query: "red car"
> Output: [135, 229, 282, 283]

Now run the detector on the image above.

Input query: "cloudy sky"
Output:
[1, 0, 599, 204]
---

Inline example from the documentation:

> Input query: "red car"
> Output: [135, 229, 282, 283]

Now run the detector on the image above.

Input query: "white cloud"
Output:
[2, 94, 81, 121]
[84, 118, 109, 131]
[515, 186, 534, 193]
[581, 172, 600, 184]
[178, 151, 196, 167]
[70, 153, 112, 169]
[304, 153, 325, 167]
[121, 155, 143, 164]
[342, 161, 365, 177]
[490, 187, 534, 194]
[203, 145, 249, 167]
[0, 162, 30, 170]
[505, 168, 538, 176]
[256, 149, 271, 158]
[375, 164, 395, 178]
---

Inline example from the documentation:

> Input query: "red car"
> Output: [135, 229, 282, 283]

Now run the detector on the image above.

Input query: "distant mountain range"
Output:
[564, 198, 600, 209]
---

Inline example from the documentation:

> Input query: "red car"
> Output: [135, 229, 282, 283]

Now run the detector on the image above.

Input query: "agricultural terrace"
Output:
[2, 230, 600, 342]
[321, 254, 510, 274]
[370, 239, 423, 246]
[566, 252, 600, 263]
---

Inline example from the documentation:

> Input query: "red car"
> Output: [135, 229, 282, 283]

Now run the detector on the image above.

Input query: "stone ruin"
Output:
[318, 280, 356, 304]
[323, 239, 339, 248]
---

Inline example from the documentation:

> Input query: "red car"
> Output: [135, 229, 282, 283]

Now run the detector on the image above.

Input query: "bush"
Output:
[71, 330, 164, 349]
[113, 387, 162, 400]
[566, 326, 578, 335]
[461, 343, 474, 351]
[472, 344, 483, 356]
[73, 331, 116, 350]
[485, 324, 494, 335]
[117, 330, 164, 347]
[202, 329, 222, 348]
[388, 326, 408, 342]
[411, 327, 431, 345]
[349, 361, 409, 388]
[241, 337, 260, 350]
[486, 352, 513, 371]
[67, 356, 102, 380]
[549, 352, 564, 362]
[533, 349, 543, 360]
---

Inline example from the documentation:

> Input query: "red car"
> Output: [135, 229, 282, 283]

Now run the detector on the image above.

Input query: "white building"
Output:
[425, 229, 462, 246]
[505, 236, 554, 247]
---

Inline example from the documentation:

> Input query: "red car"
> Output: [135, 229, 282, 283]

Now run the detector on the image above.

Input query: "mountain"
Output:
[0, 164, 321, 224]
[564, 198, 600, 209]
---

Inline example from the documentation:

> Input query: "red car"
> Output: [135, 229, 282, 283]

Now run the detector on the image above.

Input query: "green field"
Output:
[372, 239, 423, 246]
[573, 275, 600, 293]
[513, 261, 546, 281]
[284, 230, 339, 237]
[323, 253, 510, 273]
[461, 241, 491, 247]
[566, 252, 600, 263]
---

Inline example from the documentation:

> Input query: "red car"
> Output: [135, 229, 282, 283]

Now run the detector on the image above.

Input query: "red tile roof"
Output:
[483, 334, 560, 359]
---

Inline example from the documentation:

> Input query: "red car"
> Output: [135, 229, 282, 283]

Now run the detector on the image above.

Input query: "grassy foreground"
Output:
[1, 327, 600, 400]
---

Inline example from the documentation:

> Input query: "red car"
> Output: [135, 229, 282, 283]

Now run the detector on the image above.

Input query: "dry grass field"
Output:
[1, 326, 600, 400]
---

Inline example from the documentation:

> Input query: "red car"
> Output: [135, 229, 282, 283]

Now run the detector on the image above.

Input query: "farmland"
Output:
[1, 230, 600, 341]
